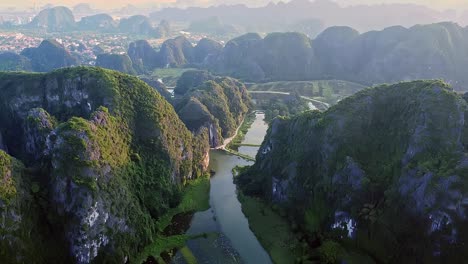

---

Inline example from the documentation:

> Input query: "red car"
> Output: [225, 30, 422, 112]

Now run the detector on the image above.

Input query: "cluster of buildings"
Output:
[0, 32, 41, 52]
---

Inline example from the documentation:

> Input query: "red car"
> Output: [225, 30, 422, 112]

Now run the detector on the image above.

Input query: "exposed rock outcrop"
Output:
[0, 67, 208, 263]
[239, 80, 468, 262]
[24, 108, 56, 162]
[174, 74, 251, 148]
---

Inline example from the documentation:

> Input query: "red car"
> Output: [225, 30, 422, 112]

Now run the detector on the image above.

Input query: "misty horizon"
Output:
[2, 0, 468, 12]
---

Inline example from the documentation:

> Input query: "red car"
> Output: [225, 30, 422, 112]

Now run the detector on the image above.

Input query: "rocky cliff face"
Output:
[0, 67, 208, 263]
[173, 71, 251, 148]
[239, 80, 468, 262]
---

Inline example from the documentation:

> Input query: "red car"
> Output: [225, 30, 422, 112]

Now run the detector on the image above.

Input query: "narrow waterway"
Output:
[173, 113, 271, 264]
[238, 113, 268, 159]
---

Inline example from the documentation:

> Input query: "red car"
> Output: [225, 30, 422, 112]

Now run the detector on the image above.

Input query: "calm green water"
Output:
[173, 113, 271, 264]
[238, 113, 268, 159]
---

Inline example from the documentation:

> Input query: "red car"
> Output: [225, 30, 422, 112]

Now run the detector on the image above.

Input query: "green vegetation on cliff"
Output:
[0, 67, 210, 263]
[238, 80, 468, 263]
[174, 71, 252, 148]
[0, 150, 21, 204]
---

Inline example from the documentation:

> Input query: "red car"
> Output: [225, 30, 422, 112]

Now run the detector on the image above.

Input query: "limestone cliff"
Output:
[239, 80, 468, 263]
[173, 71, 251, 148]
[0, 67, 208, 263]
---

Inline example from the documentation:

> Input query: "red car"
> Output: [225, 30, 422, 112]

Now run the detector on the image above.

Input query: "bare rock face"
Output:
[176, 97, 222, 148]
[47, 109, 129, 263]
[240, 80, 468, 262]
[24, 108, 56, 161]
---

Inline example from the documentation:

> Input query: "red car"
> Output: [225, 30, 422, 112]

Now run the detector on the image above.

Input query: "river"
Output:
[172, 113, 271, 264]
[238, 113, 269, 159]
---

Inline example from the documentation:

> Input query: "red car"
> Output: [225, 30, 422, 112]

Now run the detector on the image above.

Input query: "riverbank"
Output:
[227, 112, 256, 151]
[144, 112, 270, 264]
[134, 174, 211, 263]
[229, 114, 305, 263]
[237, 193, 304, 264]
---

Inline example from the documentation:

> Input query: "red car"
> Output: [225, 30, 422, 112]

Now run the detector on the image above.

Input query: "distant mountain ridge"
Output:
[203, 22, 468, 91]
[24, 6, 169, 36]
[150, 0, 451, 33]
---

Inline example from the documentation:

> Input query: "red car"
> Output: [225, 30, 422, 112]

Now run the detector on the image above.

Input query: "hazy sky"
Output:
[3, 0, 468, 10]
